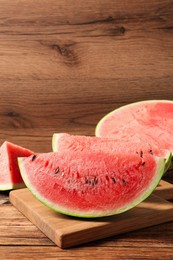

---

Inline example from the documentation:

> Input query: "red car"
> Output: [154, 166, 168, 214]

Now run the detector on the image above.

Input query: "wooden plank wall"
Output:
[0, 0, 172, 152]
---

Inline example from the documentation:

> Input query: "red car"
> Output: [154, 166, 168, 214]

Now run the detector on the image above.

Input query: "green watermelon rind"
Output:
[0, 182, 25, 191]
[18, 156, 166, 218]
[52, 133, 56, 151]
[52, 133, 64, 152]
[164, 152, 173, 172]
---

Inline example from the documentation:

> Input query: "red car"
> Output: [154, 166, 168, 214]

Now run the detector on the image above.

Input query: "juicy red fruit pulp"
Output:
[20, 150, 161, 217]
[96, 101, 173, 152]
[0, 141, 33, 190]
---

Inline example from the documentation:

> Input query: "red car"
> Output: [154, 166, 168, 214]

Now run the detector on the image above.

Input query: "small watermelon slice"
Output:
[18, 151, 167, 218]
[95, 100, 173, 153]
[0, 141, 34, 190]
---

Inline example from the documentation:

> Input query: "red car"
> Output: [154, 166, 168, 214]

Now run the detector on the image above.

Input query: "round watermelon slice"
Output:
[18, 151, 167, 218]
[96, 100, 173, 171]
[95, 100, 173, 154]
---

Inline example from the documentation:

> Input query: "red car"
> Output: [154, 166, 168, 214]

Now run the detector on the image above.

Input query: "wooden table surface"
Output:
[0, 0, 173, 259]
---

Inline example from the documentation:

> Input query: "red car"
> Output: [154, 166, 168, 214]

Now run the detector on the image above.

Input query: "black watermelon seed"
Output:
[149, 149, 153, 155]
[31, 155, 36, 161]
[122, 179, 126, 185]
[111, 177, 116, 184]
[92, 177, 98, 186]
[85, 178, 89, 184]
[94, 177, 98, 185]
[142, 161, 146, 166]
[140, 151, 143, 158]
[55, 167, 60, 174]
[88, 179, 92, 185]
[85, 178, 94, 185]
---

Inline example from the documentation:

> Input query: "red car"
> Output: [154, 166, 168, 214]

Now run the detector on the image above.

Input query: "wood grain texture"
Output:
[154, 180, 173, 200]
[0, 0, 172, 153]
[9, 188, 173, 248]
[1, 205, 173, 259]
[1, 204, 173, 248]
[0, 0, 173, 258]
[1, 246, 173, 260]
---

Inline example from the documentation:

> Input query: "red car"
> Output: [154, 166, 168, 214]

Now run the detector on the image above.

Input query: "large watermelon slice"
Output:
[0, 141, 34, 190]
[52, 133, 172, 172]
[18, 150, 167, 218]
[95, 100, 173, 154]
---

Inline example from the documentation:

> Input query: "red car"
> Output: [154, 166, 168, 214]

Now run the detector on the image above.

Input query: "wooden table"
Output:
[0, 0, 173, 259]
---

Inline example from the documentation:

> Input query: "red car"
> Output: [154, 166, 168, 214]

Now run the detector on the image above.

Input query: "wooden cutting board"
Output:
[10, 180, 173, 249]
[153, 180, 173, 200]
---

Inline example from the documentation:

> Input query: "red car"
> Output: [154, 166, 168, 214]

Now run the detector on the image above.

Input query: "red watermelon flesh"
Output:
[95, 100, 173, 153]
[0, 141, 34, 190]
[18, 151, 166, 218]
[52, 133, 171, 169]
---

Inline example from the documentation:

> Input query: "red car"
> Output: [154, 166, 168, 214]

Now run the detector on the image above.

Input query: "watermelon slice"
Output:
[52, 133, 172, 172]
[18, 151, 167, 218]
[0, 141, 34, 190]
[95, 100, 173, 153]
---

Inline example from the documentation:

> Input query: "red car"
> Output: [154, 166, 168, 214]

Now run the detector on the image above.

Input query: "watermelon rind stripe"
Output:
[52, 133, 67, 152]
[0, 182, 25, 191]
[52, 133, 60, 152]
